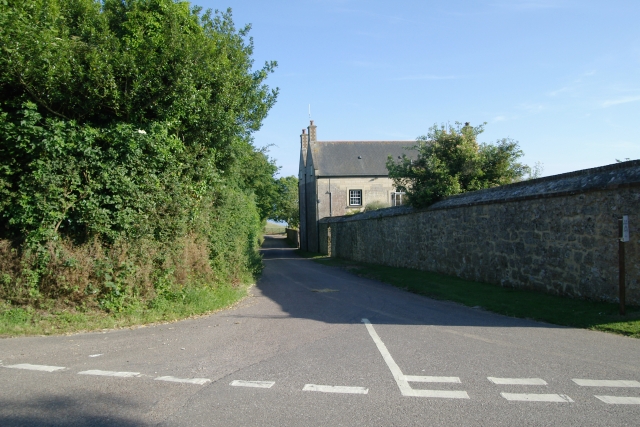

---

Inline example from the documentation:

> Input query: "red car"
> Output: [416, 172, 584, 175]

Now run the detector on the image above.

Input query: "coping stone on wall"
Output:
[319, 160, 640, 224]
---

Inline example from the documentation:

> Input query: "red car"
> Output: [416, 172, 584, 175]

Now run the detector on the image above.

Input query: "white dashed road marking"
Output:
[230, 380, 275, 388]
[488, 377, 547, 385]
[88, 354, 103, 358]
[362, 318, 469, 399]
[303, 384, 369, 394]
[501, 393, 573, 402]
[403, 375, 461, 383]
[155, 376, 210, 385]
[572, 379, 640, 387]
[595, 396, 640, 405]
[78, 370, 141, 378]
[3, 364, 66, 372]
[405, 389, 470, 398]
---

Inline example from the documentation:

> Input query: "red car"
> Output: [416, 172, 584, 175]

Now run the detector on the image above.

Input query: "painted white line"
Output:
[361, 319, 469, 399]
[572, 379, 640, 388]
[595, 395, 640, 405]
[501, 393, 573, 402]
[155, 376, 210, 385]
[230, 380, 275, 389]
[406, 389, 469, 399]
[3, 364, 66, 372]
[303, 384, 368, 394]
[403, 375, 461, 383]
[78, 370, 141, 378]
[362, 318, 415, 397]
[488, 377, 547, 385]
[89, 354, 103, 358]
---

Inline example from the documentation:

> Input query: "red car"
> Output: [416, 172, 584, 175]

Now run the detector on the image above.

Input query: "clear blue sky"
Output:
[197, 0, 640, 178]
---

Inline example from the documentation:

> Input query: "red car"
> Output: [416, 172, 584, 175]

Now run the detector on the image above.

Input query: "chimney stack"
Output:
[308, 120, 317, 144]
[300, 128, 309, 166]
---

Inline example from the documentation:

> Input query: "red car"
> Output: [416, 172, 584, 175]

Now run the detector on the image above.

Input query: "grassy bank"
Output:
[0, 283, 250, 337]
[301, 252, 640, 338]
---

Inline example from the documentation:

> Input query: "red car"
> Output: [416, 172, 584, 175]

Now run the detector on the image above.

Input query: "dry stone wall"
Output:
[319, 161, 640, 304]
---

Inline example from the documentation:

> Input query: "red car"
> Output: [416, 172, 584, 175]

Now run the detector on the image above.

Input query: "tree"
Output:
[269, 176, 299, 228]
[386, 122, 537, 208]
[0, 0, 279, 242]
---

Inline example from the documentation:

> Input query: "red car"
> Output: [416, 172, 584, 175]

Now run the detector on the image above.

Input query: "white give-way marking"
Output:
[595, 396, 640, 405]
[488, 377, 547, 385]
[572, 379, 640, 388]
[361, 318, 469, 399]
[3, 364, 66, 372]
[230, 380, 275, 389]
[573, 379, 640, 405]
[303, 384, 369, 394]
[155, 376, 210, 385]
[78, 370, 141, 378]
[403, 375, 460, 383]
[501, 393, 573, 403]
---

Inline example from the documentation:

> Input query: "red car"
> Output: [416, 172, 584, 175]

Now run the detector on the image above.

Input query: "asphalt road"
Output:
[1, 235, 639, 426]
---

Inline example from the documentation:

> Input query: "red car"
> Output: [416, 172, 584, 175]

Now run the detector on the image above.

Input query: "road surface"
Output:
[1, 235, 639, 426]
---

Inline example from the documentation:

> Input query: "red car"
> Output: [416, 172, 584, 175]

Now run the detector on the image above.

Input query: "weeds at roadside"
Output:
[0, 283, 250, 337]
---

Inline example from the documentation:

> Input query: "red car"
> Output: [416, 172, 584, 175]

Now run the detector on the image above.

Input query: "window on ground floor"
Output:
[391, 191, 405, 206]
[349, 189, 362, 206]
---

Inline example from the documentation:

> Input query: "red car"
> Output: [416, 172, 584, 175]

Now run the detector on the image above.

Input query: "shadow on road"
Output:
[254, 235, 563, 329]
[0, 392, 148, 427]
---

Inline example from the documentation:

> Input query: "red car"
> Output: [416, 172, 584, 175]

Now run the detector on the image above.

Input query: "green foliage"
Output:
[230, 146, 279, 222]
[364, 201, 388, 212]
[269, 176, 299, 228]
[0, 0, 278, 322]
[386, 122, 536, 208]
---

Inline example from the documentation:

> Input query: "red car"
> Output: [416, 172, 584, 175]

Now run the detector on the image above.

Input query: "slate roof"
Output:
[311, 140, 418, 176]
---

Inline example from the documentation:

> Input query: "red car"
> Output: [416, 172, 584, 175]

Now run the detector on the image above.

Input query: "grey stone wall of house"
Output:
[305, 173, 318, 252]
[319, 161, 640, 304]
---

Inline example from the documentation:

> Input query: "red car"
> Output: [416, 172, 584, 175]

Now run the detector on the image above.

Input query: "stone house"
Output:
[298, 120, 416, 252]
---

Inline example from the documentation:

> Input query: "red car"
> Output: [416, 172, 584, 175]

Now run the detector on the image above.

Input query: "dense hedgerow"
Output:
[0, 0, 277, 314]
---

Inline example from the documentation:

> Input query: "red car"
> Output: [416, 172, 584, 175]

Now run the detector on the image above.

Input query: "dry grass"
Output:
[0, 234, 218, 310]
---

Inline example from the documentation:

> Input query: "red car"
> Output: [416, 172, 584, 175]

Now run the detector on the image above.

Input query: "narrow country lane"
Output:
[1, 235, 639, 426]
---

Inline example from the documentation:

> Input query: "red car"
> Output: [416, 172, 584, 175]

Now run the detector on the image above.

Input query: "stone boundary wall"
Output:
[286, 228, 299, 248]
[319, 161, 640, 304]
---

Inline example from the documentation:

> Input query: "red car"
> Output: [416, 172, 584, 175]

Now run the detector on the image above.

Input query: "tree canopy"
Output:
[386, 122, 538, 208]
[269, 176, 299, 229]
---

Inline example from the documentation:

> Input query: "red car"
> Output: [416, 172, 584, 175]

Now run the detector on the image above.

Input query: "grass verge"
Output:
[309, 256, 640, 338]
[0, 283, 250, 337]
[264, 222, 286, 235]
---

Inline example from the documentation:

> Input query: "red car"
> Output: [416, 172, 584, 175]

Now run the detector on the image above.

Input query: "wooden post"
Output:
[618, 217, 626, 315]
